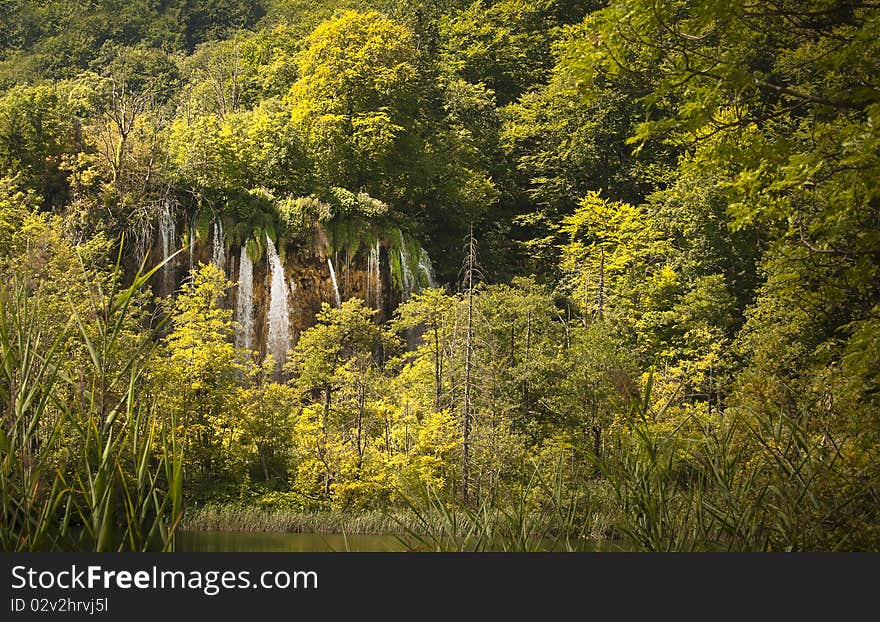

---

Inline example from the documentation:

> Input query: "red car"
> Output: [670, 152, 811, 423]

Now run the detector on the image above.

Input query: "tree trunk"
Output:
[356, 383, 365, 473]
[113, 133, 127, 187]
[522, 311, 531, 417]
[434, 325, 442, 410]
[462, 278, 473, 502]
[322, 386, 331, 495]
[510, 324, 516, 364]
[322, 386, 331, 433]
[461, 226, 477, 502]
[597, 248, 605, 318]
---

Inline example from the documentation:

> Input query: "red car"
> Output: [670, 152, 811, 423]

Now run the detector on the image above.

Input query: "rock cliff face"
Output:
[142, 208, 434, 366]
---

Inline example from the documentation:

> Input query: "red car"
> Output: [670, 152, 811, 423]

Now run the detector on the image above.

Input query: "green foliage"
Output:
[559, 191, 670, 323]
[604, 387, 879, 551]
[152, 263, 241, 491]
[0, 245, 182, 551]
[287, 10, 418, 190]
[166, 104, 307, 200]
[386, 228, 430, 295]
[439, 0, 586, 106]
[0, 0, 264, 85]
[0, 80, 96, 207]
[394, 458, 592, 551]
[277, 194, 332, 238]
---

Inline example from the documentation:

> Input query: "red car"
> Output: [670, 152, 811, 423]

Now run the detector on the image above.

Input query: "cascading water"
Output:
[397, 229, 416, 300]
[158, 200, 175, 295]
[327, 258, 342, 308]
[188, 217, 196, 275]
[133, 215, 150, 268]
[417, 247, 437, 290]
[212, 220, 224, 270]
[266, 235, 291, 369]
[368, 240, 381, 307]
[235, 244, 254, 351]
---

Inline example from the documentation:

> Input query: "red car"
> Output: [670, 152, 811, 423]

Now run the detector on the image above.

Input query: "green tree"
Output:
[0, 80, 95, 207]
[559, 192, 670, 325]
[394, 287, 456, 410]
[287, 10, 419, 191]
[287, 298, 390, 497]
[152, 263, 239, 490]
[236, 363, 297, 484]
[440, 0, 588, 106]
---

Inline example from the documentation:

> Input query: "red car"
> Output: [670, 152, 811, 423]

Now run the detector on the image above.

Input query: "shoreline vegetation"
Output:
[182, 505, 414, 536]
[180, 501, 619, 552]
[182, 503, 614, 539]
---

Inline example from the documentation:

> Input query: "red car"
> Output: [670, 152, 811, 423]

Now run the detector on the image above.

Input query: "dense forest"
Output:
[1, 0, 878, 551]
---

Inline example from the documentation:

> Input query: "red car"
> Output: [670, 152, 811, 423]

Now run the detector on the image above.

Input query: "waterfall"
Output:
[235, 244, 254, 351]
[417, 247, 436, 290]
[266, 235, 291, 369]
[158, 200, 175, 295]
[368, 240, 381, 307]
[212, 219, 224, 270]
[188, 217, 196, 274]
[134, 216, 150, 268]
[327, 258, 342, 308]
[397, 229, 416, 300]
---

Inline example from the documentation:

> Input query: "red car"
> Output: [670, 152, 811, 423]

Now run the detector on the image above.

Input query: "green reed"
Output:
[0, 245, 183, 551]
[601, 372, 874, 551]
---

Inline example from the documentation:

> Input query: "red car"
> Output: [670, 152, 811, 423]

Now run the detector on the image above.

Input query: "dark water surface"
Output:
[175, 530, 620, 552]
[176, 530, 407, 551]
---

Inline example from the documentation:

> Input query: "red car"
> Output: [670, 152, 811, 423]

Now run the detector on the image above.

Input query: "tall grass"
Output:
[181, 464, 618, 552]
[602, 374, 878, 551]
[182, 504, 416, 535]
[0, 285, 69, 551]
[392, 460, 599, 551]
[0, 246, 182, 551]
[395, 370, 877, 552]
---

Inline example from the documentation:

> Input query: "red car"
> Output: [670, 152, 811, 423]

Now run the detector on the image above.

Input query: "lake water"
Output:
[175, 530, 406, 552]
[175, 530, 620, 552]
